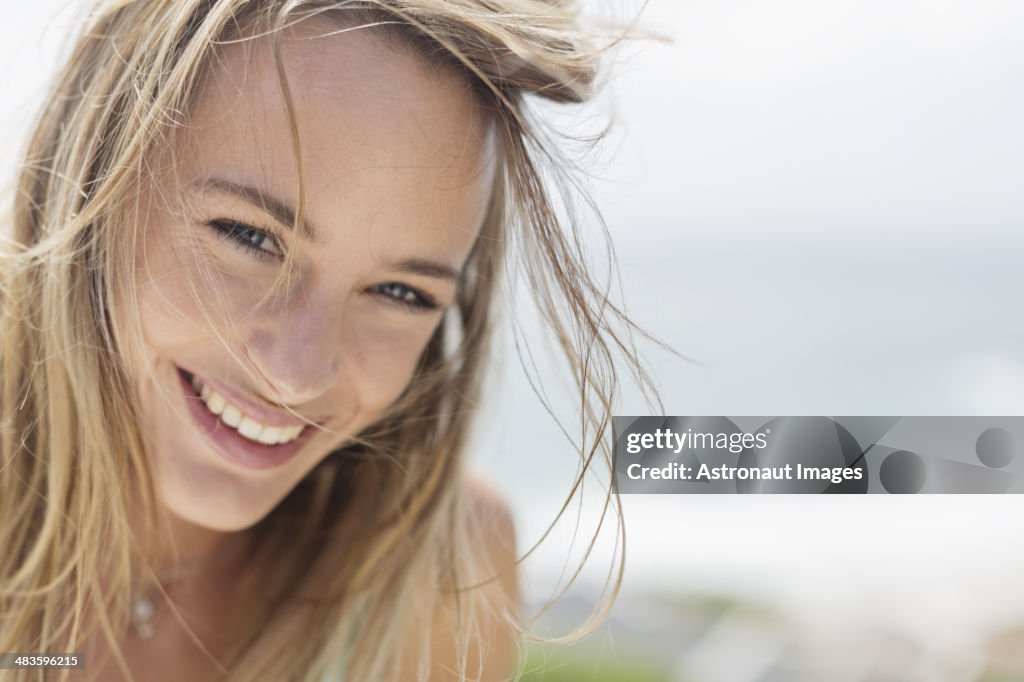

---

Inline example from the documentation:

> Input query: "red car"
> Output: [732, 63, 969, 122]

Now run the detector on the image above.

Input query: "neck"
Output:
[125, 510, 255, 646]
[157, 513, 236, 571]
[127, 498, 254, 584]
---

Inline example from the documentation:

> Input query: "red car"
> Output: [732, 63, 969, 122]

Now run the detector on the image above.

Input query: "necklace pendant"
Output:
[130, 593, 158, 639]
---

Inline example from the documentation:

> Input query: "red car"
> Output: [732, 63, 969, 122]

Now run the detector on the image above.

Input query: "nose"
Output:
[243, 301, 343, 406]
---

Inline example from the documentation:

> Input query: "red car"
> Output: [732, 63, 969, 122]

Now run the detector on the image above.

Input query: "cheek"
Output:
[343, 318, 440, 413]
[134, 222, 261, 352]
[134, 226, 205, 355]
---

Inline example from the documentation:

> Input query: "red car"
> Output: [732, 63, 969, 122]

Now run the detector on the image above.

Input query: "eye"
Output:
[206, 219, 282, 260]
[370, 282, 440, 312]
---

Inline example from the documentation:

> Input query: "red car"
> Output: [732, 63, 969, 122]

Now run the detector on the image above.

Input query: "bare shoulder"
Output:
[460, 468, 520, 629]
[455, 469, 521, 679]
[397, 469, 521, 681]
[463, 468, 517, 558]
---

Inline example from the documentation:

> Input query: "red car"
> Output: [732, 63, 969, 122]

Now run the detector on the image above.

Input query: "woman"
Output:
[0, 0, 645, 680]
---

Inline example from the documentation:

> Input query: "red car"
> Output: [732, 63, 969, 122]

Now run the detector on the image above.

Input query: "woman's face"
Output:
[130, 21, 495, 531]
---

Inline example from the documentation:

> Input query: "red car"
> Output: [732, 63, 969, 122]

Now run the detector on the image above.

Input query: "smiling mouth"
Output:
[178, 368, 306, 446]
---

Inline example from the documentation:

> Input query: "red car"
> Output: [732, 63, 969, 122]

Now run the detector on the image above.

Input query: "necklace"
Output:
[128, 532, 254, 639]
[129, 589, 160, 640]
[128, 563, 203, 640]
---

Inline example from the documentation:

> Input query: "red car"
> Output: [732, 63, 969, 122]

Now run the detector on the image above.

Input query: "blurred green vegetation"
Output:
[519, 644, 671, 682]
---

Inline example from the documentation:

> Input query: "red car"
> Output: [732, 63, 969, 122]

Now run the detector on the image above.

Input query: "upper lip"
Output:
[179, 365, 325, 429]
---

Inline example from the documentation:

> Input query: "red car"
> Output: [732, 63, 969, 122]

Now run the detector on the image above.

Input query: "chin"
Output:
[150, 441, 297, 533]
[163, 490, 281, 534]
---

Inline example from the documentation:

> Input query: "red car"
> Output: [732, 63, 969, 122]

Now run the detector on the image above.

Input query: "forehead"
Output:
[173, 17, 496, 260]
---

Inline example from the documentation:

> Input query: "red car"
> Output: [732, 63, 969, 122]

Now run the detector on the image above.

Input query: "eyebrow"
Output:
[190, 177, 463, 283]
[191, 177, 323, 243]
[384, 258, 460, 282]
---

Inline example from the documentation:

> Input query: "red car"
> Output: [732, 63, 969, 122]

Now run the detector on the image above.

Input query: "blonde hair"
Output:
[0, 0, 653, 680]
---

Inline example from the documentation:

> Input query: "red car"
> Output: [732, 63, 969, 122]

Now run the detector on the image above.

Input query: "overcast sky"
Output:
[596, 0, 1024, 240]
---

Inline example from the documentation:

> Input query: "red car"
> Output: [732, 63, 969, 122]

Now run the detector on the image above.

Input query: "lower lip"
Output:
[176, 367, 312, 471]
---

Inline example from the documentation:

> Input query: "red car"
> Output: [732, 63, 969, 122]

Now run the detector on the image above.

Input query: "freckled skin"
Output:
[129, 21, 496, 533]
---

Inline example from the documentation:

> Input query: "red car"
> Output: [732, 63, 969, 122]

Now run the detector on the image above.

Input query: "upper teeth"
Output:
[192, 378, 305, 445]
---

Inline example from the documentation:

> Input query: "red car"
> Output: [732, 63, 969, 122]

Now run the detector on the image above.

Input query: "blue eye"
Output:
[372, 282, 440, 312]
[207, 219, 282, 260]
